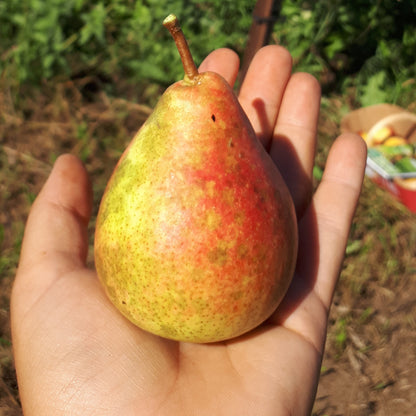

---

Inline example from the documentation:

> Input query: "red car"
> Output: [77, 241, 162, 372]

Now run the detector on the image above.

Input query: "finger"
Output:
[238, 45, 293, 147]
[198, 48, 240, 87]
[272, 133, 366, 351]
[17, 154, 93, 279]
[308, 133, 367, 308]
[269, 72, 321, 216]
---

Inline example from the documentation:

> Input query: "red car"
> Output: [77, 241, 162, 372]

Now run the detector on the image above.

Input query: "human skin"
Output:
[11, 45, 367, 415]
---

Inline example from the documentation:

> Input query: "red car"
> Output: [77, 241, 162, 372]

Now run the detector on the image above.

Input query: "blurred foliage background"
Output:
[1, 0, 416, 107]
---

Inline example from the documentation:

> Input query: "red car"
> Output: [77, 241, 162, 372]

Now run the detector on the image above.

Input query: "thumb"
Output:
[14, 154, 93, 300]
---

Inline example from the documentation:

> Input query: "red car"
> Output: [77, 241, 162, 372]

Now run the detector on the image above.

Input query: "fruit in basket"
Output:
[383, 136, 407, 147]
[371, 125, 395, 145]
[94, 14, 298, 343]
[360, 124, 408, 148]
[395, 177, 416, 190]
[358, 130, 368, 141]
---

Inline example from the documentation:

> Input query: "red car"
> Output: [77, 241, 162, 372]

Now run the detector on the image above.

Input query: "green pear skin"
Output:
[94, 69, 298, 343]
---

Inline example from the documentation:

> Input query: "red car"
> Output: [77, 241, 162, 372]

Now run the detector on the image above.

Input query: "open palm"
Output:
[12, 46, 366, 415]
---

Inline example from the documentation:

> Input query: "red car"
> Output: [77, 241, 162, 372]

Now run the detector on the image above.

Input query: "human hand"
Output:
[11, 46, 366, 415]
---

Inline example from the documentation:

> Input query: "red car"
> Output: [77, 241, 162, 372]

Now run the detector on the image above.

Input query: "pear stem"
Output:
[163, 14, 199, 81]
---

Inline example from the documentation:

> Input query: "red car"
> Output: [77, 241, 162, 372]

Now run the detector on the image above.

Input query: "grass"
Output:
[1, 74, 416, 414]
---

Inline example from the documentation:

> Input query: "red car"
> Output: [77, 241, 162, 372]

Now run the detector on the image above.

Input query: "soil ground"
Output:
[0, 79, 415, 415]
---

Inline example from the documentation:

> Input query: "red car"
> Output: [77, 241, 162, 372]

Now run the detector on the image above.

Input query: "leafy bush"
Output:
[2, 0, 415, 107]
[0, 0, 253, 86]
[274, 0, 416, 106]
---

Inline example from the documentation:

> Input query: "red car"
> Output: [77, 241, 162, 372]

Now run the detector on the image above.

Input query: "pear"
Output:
[94, 14, 298, 343]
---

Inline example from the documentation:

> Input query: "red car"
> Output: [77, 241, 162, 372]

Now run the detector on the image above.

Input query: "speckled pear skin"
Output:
[94, 72, 298, 343]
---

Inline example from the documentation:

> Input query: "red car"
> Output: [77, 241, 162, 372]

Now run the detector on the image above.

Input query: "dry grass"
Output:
[1, 79, 415, 415]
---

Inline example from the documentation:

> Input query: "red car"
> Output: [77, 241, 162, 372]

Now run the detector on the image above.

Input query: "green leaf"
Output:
[359, 71, 390, 106]
[313, 165, 324, 181]
[80, 3, 106, 45]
